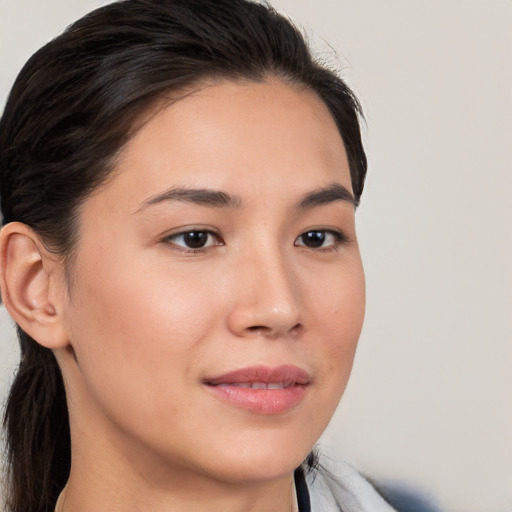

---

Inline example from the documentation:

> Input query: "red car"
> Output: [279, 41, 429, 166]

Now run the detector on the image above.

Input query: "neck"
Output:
[56, 472, 296, 512]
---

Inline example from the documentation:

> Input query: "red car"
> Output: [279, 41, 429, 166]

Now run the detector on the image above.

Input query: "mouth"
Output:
[203, 365, 310, 415]
[215, 381, 296, 389]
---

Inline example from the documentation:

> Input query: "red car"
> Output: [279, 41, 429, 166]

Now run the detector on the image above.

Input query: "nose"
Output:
[227, 249, 303, 339]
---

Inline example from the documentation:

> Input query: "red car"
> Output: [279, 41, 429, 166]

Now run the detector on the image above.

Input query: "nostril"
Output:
[245, 323, 302, 336]
[290, 323, 302, 335]
[247, 325, 270, 332]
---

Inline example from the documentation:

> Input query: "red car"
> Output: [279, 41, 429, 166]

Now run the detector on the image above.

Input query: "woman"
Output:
[0, 1, 394, 511]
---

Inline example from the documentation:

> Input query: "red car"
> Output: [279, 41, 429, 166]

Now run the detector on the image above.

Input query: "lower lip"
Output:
[205, 384, 308, 414]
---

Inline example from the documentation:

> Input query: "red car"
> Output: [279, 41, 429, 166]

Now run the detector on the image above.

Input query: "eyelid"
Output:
[162, 227, 224, 252]
[294, 228, 349, 250]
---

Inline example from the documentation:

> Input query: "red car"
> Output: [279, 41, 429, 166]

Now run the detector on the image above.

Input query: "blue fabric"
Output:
[378, 485, 442, 512]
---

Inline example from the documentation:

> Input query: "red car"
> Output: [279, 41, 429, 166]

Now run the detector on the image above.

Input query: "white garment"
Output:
[306, 460, 397, 512]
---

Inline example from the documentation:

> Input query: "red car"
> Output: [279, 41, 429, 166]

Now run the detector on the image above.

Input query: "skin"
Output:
[2, 79, 365, 512]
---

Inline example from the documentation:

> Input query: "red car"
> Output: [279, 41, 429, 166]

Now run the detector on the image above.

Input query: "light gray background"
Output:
[1, 1, 511, 511]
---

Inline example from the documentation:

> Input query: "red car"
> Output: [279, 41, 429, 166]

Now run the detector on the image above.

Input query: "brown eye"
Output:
[166, 230, 221, 250]
[295, 230, 346, 249]
[182, 231, 209, 248]
[299, 231, 326, 248]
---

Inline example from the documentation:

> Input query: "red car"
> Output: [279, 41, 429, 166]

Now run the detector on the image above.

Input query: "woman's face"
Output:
[59, 79, 365, 485]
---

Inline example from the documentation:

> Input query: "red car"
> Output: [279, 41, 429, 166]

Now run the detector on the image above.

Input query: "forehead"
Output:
[91, 79, 351, 212]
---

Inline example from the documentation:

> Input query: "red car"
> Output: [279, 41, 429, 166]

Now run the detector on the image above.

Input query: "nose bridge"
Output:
[228, 240, 302, 337]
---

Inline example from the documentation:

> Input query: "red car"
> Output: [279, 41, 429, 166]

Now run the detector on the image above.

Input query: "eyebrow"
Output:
[138, 187, 243, 211]
[137, 182, 355, 213]
[298, 183, 356, 209]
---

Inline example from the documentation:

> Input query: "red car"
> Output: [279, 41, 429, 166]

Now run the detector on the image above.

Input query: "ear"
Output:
[0, 222, 69, 349]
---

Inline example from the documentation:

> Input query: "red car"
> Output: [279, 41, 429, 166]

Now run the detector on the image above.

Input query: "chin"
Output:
[194, 438, 313, 484]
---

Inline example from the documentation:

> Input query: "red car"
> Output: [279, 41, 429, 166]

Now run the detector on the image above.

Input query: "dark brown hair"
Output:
[0, 1, 367, 511]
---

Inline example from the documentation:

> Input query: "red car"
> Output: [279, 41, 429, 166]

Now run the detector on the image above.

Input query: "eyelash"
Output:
[163, 228, 349, 253]
[294, 229, 349, 251]
[163, 229, 224, 253]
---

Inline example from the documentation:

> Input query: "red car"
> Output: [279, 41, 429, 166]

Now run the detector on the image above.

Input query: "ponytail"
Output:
[3, 330, 70, 512]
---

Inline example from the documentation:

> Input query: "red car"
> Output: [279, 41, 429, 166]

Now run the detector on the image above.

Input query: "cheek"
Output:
[309, 254, 365, 333]
[64, 252, 224, 419]
[73, 247, 221, 340]
[307, 259, 365, 390]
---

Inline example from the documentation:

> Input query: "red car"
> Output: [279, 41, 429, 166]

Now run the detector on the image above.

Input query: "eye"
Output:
[165, 230, 222, 251]
[294, 230, 347, 249]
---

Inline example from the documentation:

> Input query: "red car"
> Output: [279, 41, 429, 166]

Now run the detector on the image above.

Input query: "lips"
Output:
[216, 382, 293, 389]
[204, 365, 310, 414]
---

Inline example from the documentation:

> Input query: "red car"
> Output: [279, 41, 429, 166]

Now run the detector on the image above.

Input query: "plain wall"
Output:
[1, 1, 511, 511]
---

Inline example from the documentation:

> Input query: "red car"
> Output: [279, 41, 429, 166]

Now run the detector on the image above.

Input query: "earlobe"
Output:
[0, 222, 69, 349]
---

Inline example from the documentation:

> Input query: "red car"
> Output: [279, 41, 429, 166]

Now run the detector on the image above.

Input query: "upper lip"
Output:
[204, 364, 310, 386]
